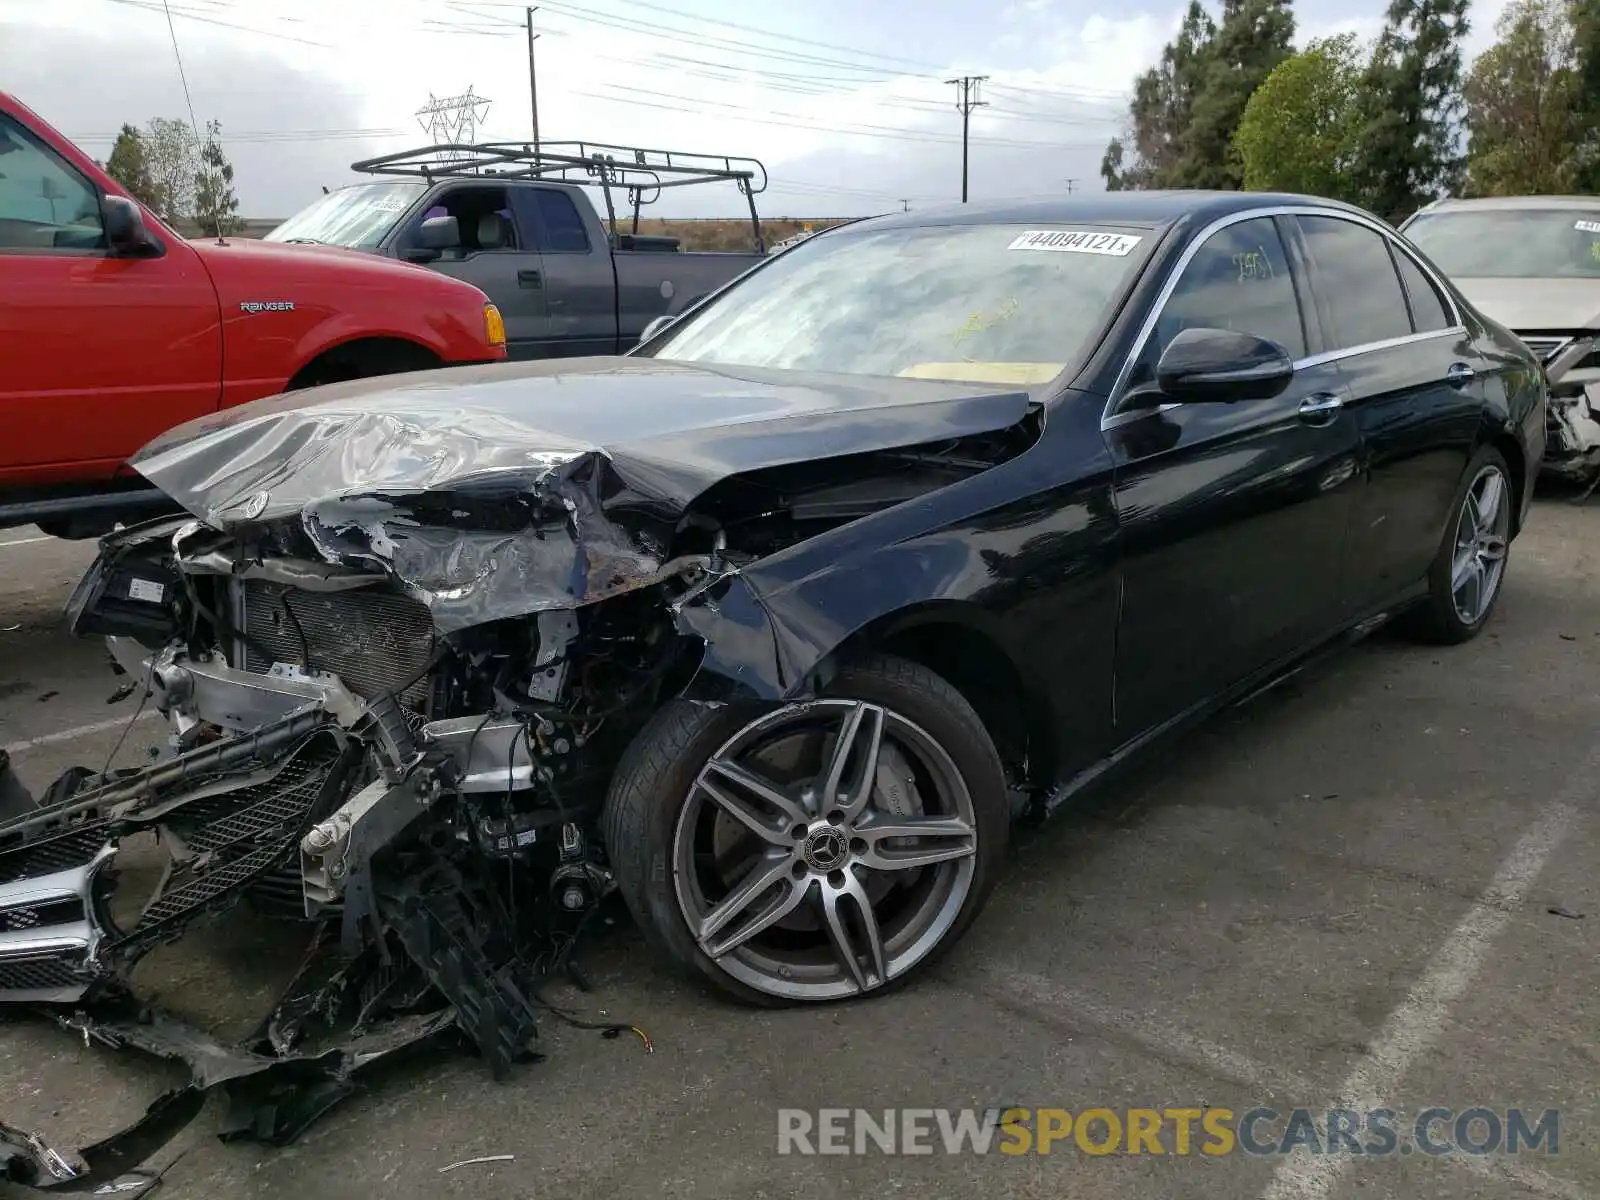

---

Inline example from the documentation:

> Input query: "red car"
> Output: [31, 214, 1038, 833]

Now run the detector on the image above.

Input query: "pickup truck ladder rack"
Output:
[349, 141, 770, 253]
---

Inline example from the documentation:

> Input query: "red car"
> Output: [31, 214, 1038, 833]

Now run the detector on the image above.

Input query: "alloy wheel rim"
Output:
[1451, 464, 1511, 626]
[671, 698, 978, 1001]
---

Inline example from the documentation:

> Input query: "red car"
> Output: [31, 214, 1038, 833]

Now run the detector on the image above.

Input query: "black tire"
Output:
[601, 654, 1010, 1007]
[1401, 443, 1515, 645]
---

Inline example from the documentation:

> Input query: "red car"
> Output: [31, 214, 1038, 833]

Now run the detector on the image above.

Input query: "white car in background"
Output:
[1402, 195, 1600, 488]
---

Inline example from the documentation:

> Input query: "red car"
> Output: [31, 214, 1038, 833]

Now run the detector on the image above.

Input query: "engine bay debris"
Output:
[1, 359, 1043, 1188]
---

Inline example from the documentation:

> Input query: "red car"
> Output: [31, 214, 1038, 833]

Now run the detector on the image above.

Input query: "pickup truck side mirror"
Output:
[102, 195, 157, 257]
[406, 215, 462, 263]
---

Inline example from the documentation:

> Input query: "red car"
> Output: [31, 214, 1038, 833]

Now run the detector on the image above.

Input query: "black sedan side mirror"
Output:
[102, 195, 156, 257]
[1156, 326, 1295, 402]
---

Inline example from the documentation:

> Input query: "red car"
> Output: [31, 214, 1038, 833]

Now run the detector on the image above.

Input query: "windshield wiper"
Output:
[282, 237, 325, 245]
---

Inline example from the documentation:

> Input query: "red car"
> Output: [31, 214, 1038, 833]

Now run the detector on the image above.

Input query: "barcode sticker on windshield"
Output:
[370, 195, 410, 212]
[1576, 220, 1600, 233]
[1009, 230, 1142, 256]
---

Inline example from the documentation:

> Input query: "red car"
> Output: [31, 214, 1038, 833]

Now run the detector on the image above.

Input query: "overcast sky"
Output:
[3, 0, 1512, 222]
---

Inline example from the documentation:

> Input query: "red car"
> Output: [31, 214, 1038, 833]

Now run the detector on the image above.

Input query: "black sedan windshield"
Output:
[1405, 207, 1600, 278]
[648, 222, 1155, 386]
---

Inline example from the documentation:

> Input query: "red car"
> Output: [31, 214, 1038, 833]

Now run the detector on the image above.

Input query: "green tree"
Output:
[1104, 0, 1218, 188]
[1465, 0, 1581, 193]
[1179, 0, 1297, 188]
[1102, 0, 1293, 190]
[1350, 0, 1473, 222]
[1569, 0, 1600, 186]
[193, 119, 242, 237]
[144, 117, 197, 224]
[1100, 137, 1128, 190]
[104, 124, 162, 211]
[1233, 33, 1366, 198]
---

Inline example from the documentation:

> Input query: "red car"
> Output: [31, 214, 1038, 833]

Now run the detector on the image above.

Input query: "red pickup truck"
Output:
[0, 92, 508, 538]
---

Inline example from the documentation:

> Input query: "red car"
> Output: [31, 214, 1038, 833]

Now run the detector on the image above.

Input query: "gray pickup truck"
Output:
[263, 140, 768, 359]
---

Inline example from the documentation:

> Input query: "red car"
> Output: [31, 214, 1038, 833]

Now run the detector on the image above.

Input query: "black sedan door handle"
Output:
[1445, 362, 1475, 388]
[1298, 392, 1345, 421]
[517, 269, 542, 289]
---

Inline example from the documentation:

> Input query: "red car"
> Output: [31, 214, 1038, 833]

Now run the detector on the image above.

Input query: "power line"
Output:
[948, 75, 988, 203]
[466, 0, 945, 74]
[578, 82, 1104, 150]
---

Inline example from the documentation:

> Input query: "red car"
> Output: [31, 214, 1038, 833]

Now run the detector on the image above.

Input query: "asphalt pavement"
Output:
[0, 500, 1596, 1200]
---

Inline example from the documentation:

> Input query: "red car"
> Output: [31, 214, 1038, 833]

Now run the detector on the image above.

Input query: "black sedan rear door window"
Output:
[1392, 247, 1453, 333]
[1295, 216, 1413, 351]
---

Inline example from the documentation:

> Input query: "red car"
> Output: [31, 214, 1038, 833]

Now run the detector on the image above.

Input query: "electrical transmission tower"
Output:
[946, 75, 988, 203]
[416, 88, 492, 165]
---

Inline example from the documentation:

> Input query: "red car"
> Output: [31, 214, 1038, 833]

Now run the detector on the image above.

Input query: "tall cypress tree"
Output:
[1102, 1, 1218, 189]
[1351, 0, 1473, 222]
[1181, 0, 1297, 188]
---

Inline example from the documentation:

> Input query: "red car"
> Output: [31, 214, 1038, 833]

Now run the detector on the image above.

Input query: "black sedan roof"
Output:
[845, 190, 1378, 233]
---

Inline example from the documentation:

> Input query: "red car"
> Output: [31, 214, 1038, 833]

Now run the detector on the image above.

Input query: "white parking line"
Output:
[977, 966, 1319, 1098]
[1450, 1146, 1597, 1200]
[1260, 795, 1580, 1200]
[1, 711, 160, 757]
[0, 535, 51, 549]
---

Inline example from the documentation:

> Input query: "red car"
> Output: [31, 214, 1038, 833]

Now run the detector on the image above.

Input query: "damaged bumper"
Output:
[1530, 337, 1600, 482]
[0, 632, 594, 1190]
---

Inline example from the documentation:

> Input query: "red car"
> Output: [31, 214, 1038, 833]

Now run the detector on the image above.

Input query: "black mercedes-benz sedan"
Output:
[0, 192, 1547, 1158]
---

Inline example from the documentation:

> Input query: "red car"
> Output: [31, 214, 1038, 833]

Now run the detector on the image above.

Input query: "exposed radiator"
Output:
[239, 580, 435, 708]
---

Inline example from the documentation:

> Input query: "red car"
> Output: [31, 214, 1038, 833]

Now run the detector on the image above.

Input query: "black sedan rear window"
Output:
[648, 222, 1155, 386]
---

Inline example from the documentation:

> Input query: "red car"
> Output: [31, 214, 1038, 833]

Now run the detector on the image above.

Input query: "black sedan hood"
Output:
[134, 357, 1030, 525]
[130, 357, 1033, 630]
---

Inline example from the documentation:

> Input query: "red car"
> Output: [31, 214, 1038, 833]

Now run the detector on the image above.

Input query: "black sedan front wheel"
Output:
[602, 655, 1009, 1005]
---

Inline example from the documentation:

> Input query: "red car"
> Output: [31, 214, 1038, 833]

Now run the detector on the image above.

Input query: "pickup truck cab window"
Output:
[514, 188, 591, 253]
[648, 222, 1154, 386]
[0, 115, 106, 253]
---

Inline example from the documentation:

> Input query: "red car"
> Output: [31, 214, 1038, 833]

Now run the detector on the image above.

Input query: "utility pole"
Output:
[526, 6, 541, 154]
[946, 75, 988, 203]
[1065, 178, 1078, 194]
[900, 198, 910, 212]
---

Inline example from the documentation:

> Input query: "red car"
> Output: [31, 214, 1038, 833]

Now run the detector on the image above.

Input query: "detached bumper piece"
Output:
[0, 713, 547, 1194]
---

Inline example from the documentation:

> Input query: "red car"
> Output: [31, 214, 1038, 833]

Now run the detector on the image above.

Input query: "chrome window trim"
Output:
[1100, 204, 1468, 431]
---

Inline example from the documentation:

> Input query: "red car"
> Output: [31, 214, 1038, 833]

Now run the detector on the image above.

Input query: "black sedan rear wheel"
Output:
[601, 655, 1009, 1006]
[1404, 444, 1514, 644]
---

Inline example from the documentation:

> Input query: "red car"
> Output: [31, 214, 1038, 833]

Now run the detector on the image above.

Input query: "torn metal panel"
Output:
[0, 999, 463, 1193]
[121, 359, 1032, 630]
[1544, 382, 1600, 482]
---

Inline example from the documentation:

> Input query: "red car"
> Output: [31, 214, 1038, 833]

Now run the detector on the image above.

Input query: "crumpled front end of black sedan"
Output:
[0, 358, 1045, 1189]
